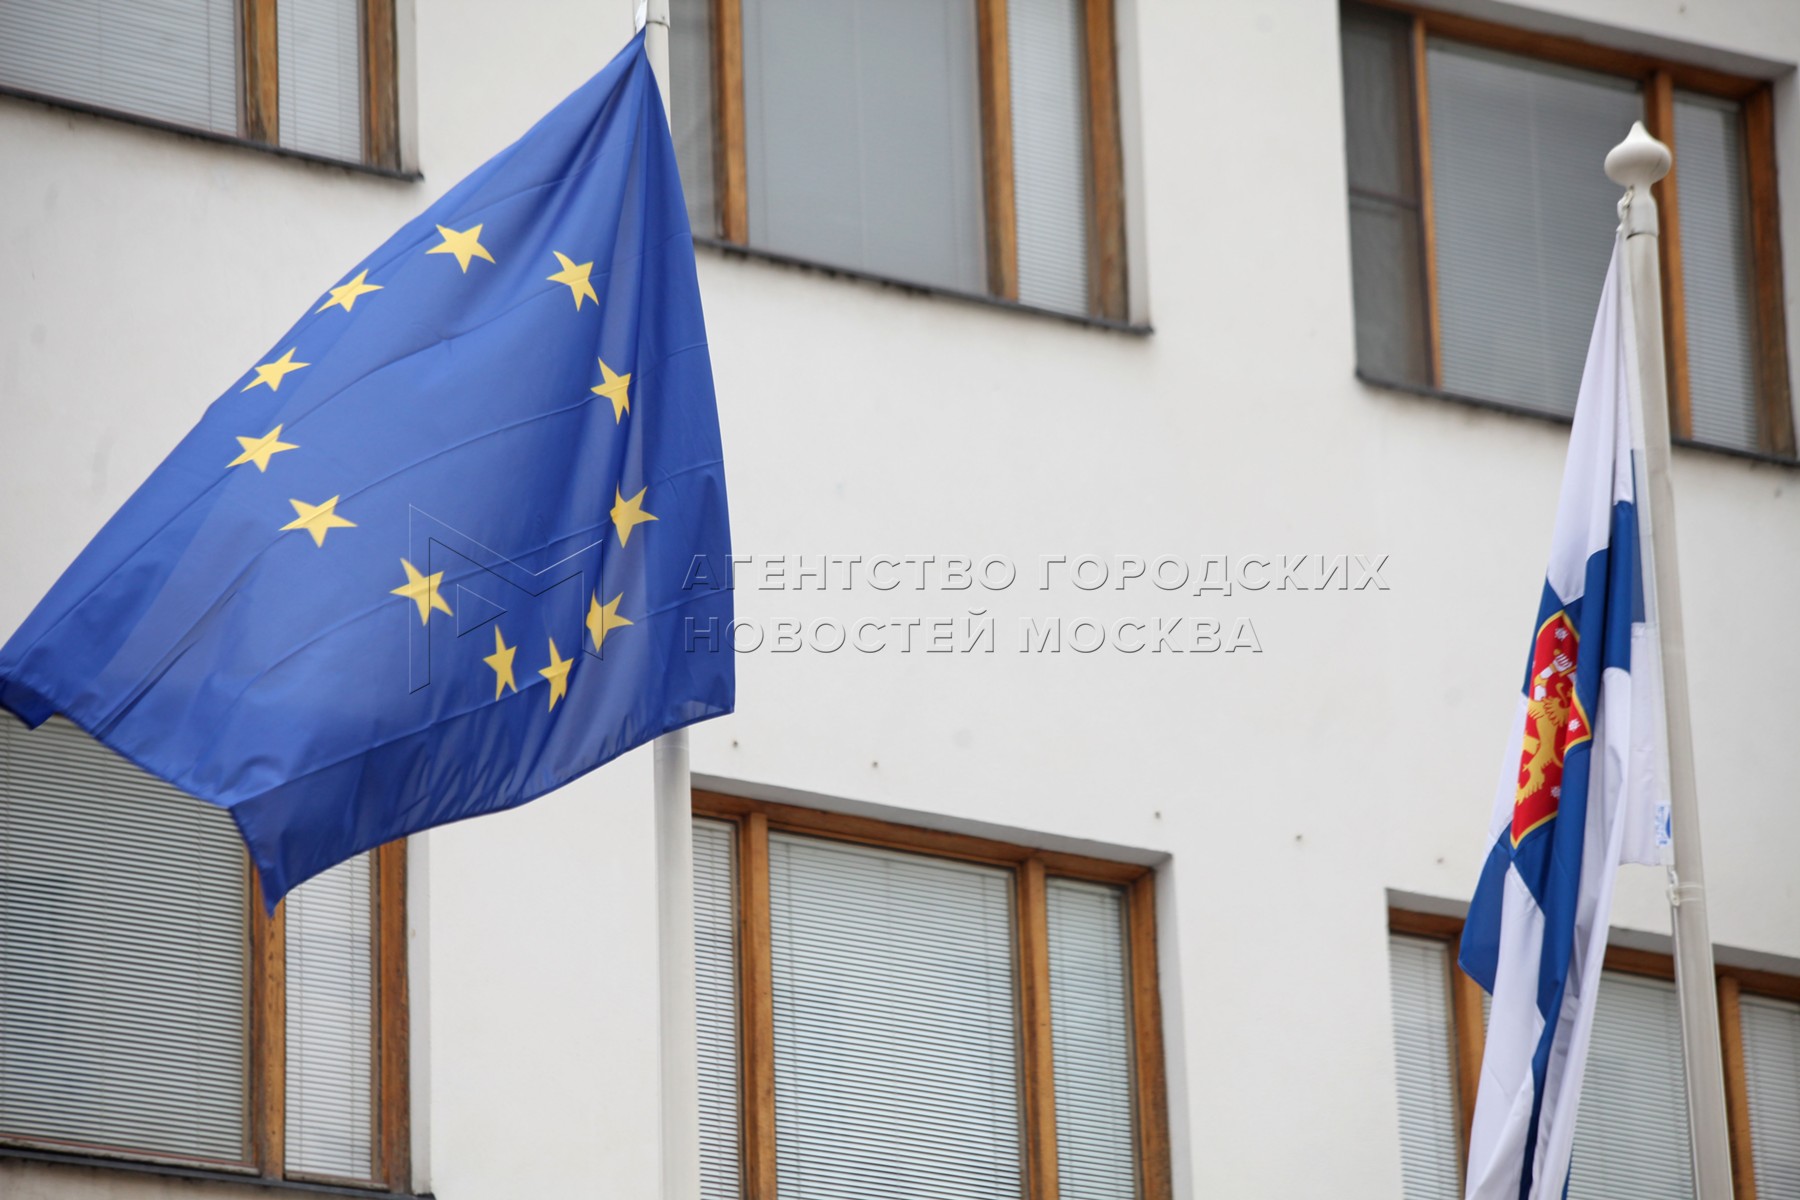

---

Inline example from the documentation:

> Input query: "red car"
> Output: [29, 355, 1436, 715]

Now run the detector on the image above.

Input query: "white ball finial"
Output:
[1605, 121, 1672, 188]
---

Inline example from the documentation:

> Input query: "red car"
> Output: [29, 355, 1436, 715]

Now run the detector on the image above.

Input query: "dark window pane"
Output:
[671, 0, 718, 237]
[1350, 196, 1431, 386]
[1341, 3, 1429, 387]
[1341, 4, 1419, 201]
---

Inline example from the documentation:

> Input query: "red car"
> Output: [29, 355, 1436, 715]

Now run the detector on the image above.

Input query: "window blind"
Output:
[1427, 41, 1642, 417]
[1674, 92, 1761, 453]
[1046, 878, 1136, 1200]
[741, 0, 987, 294]
[278, 0, 364, 162]
[1568, 971, 1693, 1199]
[767, 832, 1023, 1200]
[1009, 0, 1091, 314]
[1741, 993, 1800, 1199]
[1387, 934, 1463, 1200]
[0, 0, 238, 137]
[0, 718, 249, 1166]
[693, 819, 742, 1200]
[1340, 4, 1431, 387]
[671, 0, 719, 237]
[284, 850, 375, 1181]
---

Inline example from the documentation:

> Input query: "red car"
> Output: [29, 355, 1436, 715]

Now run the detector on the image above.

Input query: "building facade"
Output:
[2, 1, 1798, 1198]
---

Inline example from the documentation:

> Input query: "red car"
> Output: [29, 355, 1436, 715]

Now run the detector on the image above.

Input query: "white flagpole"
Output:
[1604, 122, 1734, 1198]
[638, 5, 700, 1198]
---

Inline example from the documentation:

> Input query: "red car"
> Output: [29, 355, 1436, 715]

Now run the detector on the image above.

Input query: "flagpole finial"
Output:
[1605, 121, 1672, 189]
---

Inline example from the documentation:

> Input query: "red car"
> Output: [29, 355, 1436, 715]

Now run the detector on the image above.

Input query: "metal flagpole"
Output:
[1604, 122, 1734, 1198]
[638, 5, 701, 1199]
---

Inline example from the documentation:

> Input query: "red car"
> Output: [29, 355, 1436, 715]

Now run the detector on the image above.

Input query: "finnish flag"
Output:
[1458, 233, 1672, 1199]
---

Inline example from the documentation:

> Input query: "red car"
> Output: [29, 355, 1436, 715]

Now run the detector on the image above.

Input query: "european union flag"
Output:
[0, 32, 733, 904]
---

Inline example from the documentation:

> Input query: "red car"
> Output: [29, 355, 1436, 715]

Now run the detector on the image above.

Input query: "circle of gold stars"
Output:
[229, 220, 659, 712]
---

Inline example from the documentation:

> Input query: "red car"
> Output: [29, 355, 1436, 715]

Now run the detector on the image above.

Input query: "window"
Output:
[1339, 2, 1796, 459]
[1386, 910, 1800, 1199]
[0, 718, 409, 1190]
[0, 0, 401, 170]
[692, 792, 1171, 1200]
[669, 0, 1129, 321]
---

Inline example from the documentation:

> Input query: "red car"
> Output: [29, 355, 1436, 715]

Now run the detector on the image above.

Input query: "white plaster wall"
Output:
[1, 0, 1796, 1197]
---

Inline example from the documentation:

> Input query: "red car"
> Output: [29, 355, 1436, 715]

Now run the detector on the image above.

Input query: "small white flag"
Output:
[1459, 233, 1670, 1199]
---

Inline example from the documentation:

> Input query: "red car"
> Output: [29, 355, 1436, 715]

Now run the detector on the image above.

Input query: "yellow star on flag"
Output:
[317, 269, 383, 313]
[427, 224, 495, 272]
[610, 486, 658, 547]
[547, 251, 598, 309]
[281, 496, 356, 547]
[539, 638, 574, 711]
[242, 348, 310, 392]
[483, 625, 518, 699]
[390, 559, 453, 625]
[591, 358, 631, 421]
[227, 425, 298, 473]
[586, 592, 633, 653]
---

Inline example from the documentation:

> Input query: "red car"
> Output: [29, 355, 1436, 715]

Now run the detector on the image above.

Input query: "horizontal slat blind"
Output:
[768, 832, 1023, 1200]
[1674, 91, 1761, 453]
[1387, 934, 1462, 1200]
[0, 717, 249, 1166]
[1741, 993, 1800, 1199]
[693, 819, 742, 1200]
[0, 0, 238, 136]
[1427, 41, 1641, 417]
[278, 0, 364, 162]
[1009, 0, 1091, 314]
[1046, 878, 1136, 1200]
[284, 851, 375, 1181]
[1569, 971, 1693, 1198]
[741, 0, 987, 293]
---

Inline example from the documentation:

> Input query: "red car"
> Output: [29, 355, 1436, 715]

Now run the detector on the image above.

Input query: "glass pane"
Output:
[285, 851, 376, 1181]
[693, 819, 742, 1200]
[671, 0, 718, 236]
[767, 833, 1022, 1199]
[1568, 972, 1694, 1198]
[1341, 4, 1419, 200]
[1341, 4, 1429, 386]
[1427, 41, 1642, 416]
[1010, 0, 1091, 314]
[0, 718, 249, 1165]
[278, 0, 363, 161]
[1350, 195, 1431, 386]
[0, 0, 238, 136]
[742, 0, 986, 293]
[1741, 994, 1800, 1200]
[1387, 935, 1462, 1200]
[1675, 92, 1761, 452]
[1047, 879, 1136, 1200]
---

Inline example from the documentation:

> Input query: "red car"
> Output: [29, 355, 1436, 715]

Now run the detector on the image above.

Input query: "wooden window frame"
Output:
[697, 0, 1129, 322]
[241, 0, 403, 171]
[251, 840, 411, 1191]
[695, 790, 1172, 1200]
[0, 1, 401, 173]
[1388, 907, 1800, 1200]
[1348, 0, 1797, 460]
[0, 842, 409, 1192]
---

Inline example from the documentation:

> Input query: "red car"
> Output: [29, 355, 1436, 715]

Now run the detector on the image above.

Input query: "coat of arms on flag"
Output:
[1512, 611, 1591, 846]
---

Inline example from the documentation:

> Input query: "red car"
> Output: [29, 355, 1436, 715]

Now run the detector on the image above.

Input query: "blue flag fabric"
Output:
[0, 32, 733, 905]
